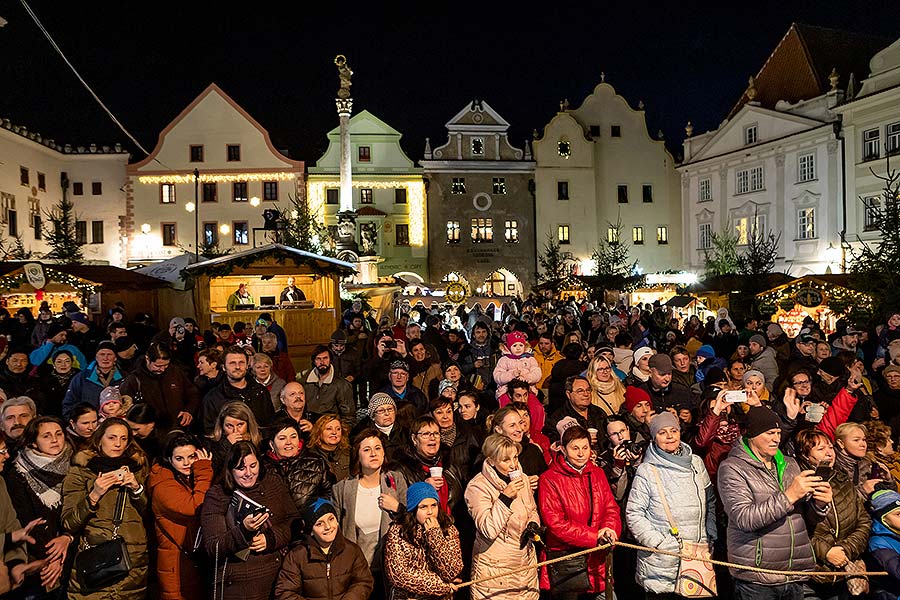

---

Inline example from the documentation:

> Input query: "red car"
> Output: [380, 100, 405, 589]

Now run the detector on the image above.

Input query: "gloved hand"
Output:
[520, 521, 546, 550]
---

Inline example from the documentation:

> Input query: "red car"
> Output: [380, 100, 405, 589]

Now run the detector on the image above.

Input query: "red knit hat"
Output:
[505, 331, 528, 349]
[624, 386, 652, 413]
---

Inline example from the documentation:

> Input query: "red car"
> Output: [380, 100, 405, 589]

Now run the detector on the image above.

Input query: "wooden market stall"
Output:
[184, 245, 355, 361]
[755, 274, 874, 336]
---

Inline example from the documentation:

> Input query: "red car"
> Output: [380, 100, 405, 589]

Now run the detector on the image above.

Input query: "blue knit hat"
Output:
[696, 344, 715, 359]
[406, 481, 439, 511]
[303, 497, 337, 532]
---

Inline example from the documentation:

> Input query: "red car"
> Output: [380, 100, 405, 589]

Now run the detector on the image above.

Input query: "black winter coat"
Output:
[266, 451, 336, 512]
[202, 377, 276, 433]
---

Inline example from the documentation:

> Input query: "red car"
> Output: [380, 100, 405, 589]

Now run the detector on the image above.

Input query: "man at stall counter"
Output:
[279, 276, 306, 303]
[226, 282, 254, 311]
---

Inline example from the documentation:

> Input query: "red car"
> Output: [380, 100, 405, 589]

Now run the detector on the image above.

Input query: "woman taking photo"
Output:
[333, 429, 407, 598]
[538, 424, 620, 599]
[264, 417, 335, 512]
[587, 355, 626, 416]
[147, 431, 213, 600]
[4, 416, 75, 596]
[61, 417, 149, 599]
[796, 428, 871, 600]
[626, 412, 717, 597]
[66, 403, 98, 454]
[201, 440, 299, 600]
[210, 401, 263, 472]
[306, 414, 351, 482]
[464, 434, 540, 600]
[384, 482, 464, 600]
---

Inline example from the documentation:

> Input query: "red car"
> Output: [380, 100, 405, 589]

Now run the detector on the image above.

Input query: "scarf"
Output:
[630, 367, 650, 382]
[14, 445, 74, 509]
[592, 377, 625, 415]
[375, 422, 394, 436]
[95, 367, 116, 389]
[503, 352, 534, 360]
[87, 453, 138, 475]
[440, 424, 457, 447]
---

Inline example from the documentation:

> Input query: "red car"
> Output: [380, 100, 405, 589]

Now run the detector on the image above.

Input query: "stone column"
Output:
[334, 55, 358, 255]
[337, 97, 354, 212]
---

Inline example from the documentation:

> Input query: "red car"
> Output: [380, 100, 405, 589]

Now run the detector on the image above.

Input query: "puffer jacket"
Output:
[717, 440, 826, 584]
[61, 451, 149, 600]
[267, 451, 336, 512]
[61, 363, 126, 419]
[749, 346, 779, 392]
[465, 461, 540, 600]
[537, 453, 621, 593]
[384, 522, 464, 600]
[274, 530, 373, 600]
[626, 442, 717, 594]
[119, 361, 200, 433]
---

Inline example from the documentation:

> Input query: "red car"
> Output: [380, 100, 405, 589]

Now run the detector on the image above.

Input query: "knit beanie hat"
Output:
[389, 360, 409, 373]
[505, 331, 528, 348]
[741, 369, 765, 387]
[749, 334, 767, 348]
[819, 356, 846, 378]
[633, 347, 654, 364]
[624, 386, 652, 413]
[744, 406, 781, 438]
[649, 411, 680, 440]
[704, 367, 728, 387]
[70, 312, 90, 326]
[367, 392, 395, 415]
[99, 386, 122, 411]
[303, 497, 337, 532]
[696, 345, 715, 359]
[438, 379, 457, 396]
[871, 489, 900, 526]
[96, 340, 117, 354]
[406, 482, 439, 511]
[46, 321, 66, 340]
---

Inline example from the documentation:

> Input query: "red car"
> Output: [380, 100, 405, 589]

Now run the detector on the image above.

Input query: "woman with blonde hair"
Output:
[306, 413, 351, 481]
[465, 434, 540, 600]
[834, 422, 896, 499]
[586, 355, 626, 416]
[210, 401, 262, 471]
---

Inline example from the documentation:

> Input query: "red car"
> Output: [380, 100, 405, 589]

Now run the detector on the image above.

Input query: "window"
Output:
[72, 182, 83, 196]
[358, 146, 371, 162]
[37, 173, 46, 192]
[233, 221, 249, 245]
[160, 183, 176, 204]
[557, 181, 569, 200]
[610, 125, 621, 138]
[557, 140, 571, 158]
[75, 220, 87, 244]
[92, 182, 102, 195]
[471, 218, 493, 243]
[395, 224, 410, 246]
[263, 181, 278, 201]
[589, 125, 601, 137]
[607, 226, 619, 245]
[326, 188, 339, 205]
[447, 220, 460, 243]
[699, 222, 712, 250]
[864, 197, 880, 231]
[734, 214, 766, 245]
[226, 144, 241, 161]
[863, 128, 880, 161]
[737, 166, 764, 193]
[632, 226, 644, 245]
[505, 220, 518, 243]
[888, 123, 900, 155]
[451, 178, 466, 194]
[492, 178, 507, 195]
[657, 226, 668, 244]
[699, 178, 711, 202]
[617, 185, 628, 203]
[202, 182, 218, 203]
[19, 167, 29, 186]
[471, 138, 484, 156]
[557, 224, 570, 244]
[7, 210, 16, 237]
[360, 188, 373, 204]
[642, 184, 653, 203]
[33, 215, 41, 240]
[797, 208, 816, 240]
[190, 145, 204, 162]
[744, 124, 758, 145]
[162, 223, 177, 246]
[395, 188, 407, 204]
[232, 182, 248, 202]
[203, 222, 219, 245]
[798, 152, 816, 182]
[91, 221, 103, 244]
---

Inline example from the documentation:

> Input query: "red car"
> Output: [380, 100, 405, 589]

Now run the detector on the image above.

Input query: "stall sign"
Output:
[24, 263, 46, 290]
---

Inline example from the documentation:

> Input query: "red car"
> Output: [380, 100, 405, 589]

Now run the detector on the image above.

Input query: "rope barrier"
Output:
[453, 540, 888, 590]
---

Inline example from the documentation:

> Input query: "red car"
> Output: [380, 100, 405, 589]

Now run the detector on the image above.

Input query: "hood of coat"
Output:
[643, 440, 694, 472]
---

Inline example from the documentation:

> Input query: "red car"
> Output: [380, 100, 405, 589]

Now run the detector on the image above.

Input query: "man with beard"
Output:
[201, 346, 274, 433]
[0, 349, 40, 401]
[298, 344, 355, 425]
[534, 332, 561, 390]
[118, 342, 199, 433]
[61, 341, 125, 419]
[460, 321, 498, 398]
[0, 395, 35, 464]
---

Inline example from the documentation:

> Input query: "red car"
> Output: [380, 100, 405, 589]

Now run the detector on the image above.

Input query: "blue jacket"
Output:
[29, 342, 87, 371]
[61, 362, 125, 418]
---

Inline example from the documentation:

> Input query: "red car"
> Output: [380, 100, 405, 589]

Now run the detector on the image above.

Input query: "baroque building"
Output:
[420, 100, 535, 296]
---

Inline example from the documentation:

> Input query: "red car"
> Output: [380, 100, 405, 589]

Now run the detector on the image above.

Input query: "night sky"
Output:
[2, 1, 899, 165]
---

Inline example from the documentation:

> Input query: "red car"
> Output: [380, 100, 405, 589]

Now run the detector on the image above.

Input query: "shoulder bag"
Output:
[74, 487, 132, 591]
[545, 471, 594, 593]
[650, 465, 717, 598]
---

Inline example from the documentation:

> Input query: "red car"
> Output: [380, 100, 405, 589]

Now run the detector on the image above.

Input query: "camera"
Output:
[175, 325, 186, 335]
[383, 340, 397, 349]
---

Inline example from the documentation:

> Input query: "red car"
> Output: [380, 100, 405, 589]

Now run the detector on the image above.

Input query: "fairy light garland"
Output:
[137, 172, 298, 185]
[756, 279, 873, 315]
[0, 268, 98, 297]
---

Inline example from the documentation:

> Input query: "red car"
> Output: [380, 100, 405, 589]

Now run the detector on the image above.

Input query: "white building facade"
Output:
[533, 81, 682, 276]
[126, 84, 304, 265]
[0, 119, 129, 264]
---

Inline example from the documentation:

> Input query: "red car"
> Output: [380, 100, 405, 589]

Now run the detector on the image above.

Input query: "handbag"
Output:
[845, 559, 869, 596]
[74, 488, 132, 591]
[546, 472, 594, 593]
[650, 465, 717, 598]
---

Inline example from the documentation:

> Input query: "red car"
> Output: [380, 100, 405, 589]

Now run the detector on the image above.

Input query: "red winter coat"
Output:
[537, 454, 621, 593]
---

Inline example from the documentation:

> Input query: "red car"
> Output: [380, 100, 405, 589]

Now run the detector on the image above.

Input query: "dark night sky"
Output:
[2, 1, 899, 165]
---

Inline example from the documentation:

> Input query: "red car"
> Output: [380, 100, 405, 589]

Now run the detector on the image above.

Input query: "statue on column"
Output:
[335, 55, 353, 99]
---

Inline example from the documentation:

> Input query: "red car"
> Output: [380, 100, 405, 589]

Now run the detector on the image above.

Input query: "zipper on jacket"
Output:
[788, 514, 795, 569]
[327, 561, 332, 600]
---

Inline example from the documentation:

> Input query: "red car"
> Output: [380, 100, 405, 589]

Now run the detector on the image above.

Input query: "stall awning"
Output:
[665, 295, 706, 309]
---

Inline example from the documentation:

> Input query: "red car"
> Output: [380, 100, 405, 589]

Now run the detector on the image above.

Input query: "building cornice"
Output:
[679, 122, 834, 170]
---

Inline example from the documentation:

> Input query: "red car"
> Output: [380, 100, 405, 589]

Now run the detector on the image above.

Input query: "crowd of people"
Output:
[4, 297, 900, 600]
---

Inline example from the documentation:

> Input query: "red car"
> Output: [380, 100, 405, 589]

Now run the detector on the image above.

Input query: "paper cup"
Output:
[508, 469, 523, 479]
[429, 466, 443, 478]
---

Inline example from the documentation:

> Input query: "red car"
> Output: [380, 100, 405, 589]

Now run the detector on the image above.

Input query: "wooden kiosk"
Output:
[184, 245, 355, 361]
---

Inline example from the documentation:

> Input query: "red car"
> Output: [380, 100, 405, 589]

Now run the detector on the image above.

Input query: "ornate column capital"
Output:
[335, 98, 353, 117]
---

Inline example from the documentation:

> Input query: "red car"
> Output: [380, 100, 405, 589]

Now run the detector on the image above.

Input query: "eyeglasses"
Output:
[792, 379, 811, 386]
[571, 388, 592, 395]
[415, 431, 441, 438]
[607, 430, 628, 439]
[373, 407, 395, 416]
[596, 367, 612, 373]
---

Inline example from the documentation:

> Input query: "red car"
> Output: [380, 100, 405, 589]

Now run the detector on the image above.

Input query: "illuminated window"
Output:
[607, 226, 619, 245]
[471, 218, 493, 243]
[472, 138, 484, 156]
[558, 224, 570, 244]
[360, 189, 373, 204]
[733, 214, 766, 245]
[160, 184, 176, 204]
[505, 220, 518, 243]
[162, 223, 177, 246]
[396, 224, 409, 246]
[617, 185, 628, 203]
[233, 221, 249, 245]
[452, 178, 466, 194]
[557, 140, 571, 159]
[202, 183, 218, 203]
[798, 153, 816, 182]
[190, 145, 204, 162]
[326, 189, 339, 204]
[699, 222, 712, 250]
[263, 181, 278, 201]
[227, 144, 241, 161]
[447, 220, 460, 243]
[233, 182, 248, 202]
[492, 178, 506, 194]
[657, 226, 668, 244]
[888, 123, 900, 155]
[797, 208, 816, 240]
[558, 181, 569, 200]
[632, 226, 644, 245]
[699, 178, 711, 202]
[203, 222, 219, 245]
[358, 146, 371, 162]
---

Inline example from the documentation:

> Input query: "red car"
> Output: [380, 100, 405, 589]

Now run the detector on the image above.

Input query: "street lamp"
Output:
[140, 223, 151, 234]
[219, 224, 231, 236]
[250, 196, 261, 207]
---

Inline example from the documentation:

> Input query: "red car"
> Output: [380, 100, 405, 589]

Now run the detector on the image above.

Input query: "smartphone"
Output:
[815, 461, 832, 481]
[725, 390, 747, 403]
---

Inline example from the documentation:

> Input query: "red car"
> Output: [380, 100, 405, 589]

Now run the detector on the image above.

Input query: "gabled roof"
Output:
[0, 262, 166, 289]
[728, 23, 890, 119]
[325, 110, 401, 137]
[356, 206, 388, 217]
[445, 100, 510, 131]
[184, 244, 355, 274]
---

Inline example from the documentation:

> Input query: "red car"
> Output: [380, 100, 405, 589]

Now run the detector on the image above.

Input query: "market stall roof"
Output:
[0, 262, 166, 289]
[665, 295, 706, 309]
[754, 274, 870, 298]
[689, 273, 794, 293]
[184, 244, 356, 275]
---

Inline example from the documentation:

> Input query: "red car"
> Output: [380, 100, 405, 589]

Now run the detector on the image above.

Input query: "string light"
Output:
[137, 172, 298, 185]
[0, 268, 97, 297]
[756, 278, 874, 315]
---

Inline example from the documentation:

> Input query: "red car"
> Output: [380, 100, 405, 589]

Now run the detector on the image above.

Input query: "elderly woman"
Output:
[586, 355, 626, 416]
[538, 424, 620, 598]
[251, 352, 286, 412]
[465, 434, 540, 600]
[626, 412, 717, 596]
[796, 428, 871, 600]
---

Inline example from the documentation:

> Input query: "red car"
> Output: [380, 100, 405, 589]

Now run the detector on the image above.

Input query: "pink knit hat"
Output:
[505, 331, 528, 348]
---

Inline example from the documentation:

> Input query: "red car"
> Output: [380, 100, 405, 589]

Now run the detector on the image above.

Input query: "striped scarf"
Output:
[14, 444, 73, 509]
